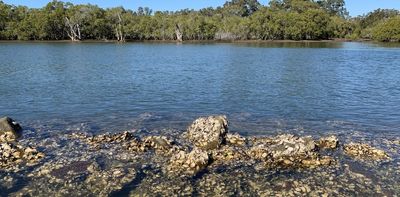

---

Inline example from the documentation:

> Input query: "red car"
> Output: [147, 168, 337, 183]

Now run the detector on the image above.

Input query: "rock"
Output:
[249, 134, 333, 168]
[318, 135, 339, 149]
[168, 148, 209, 175]
[226, 133, 246, 146]
[0, 117, 22, 142]
[210, 146, 250, 164]
[249, 144, 271, 161]
[186, 116, 228, 150]
[0, 142, 44, 168]
[142, 136, 181, 156]
[143, 136, 173, 151]
[267, 134, 316, 159]
[344, 143, 389, 161]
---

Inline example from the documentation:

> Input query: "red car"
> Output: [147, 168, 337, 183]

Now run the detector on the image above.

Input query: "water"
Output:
[0, 41, 400, 134]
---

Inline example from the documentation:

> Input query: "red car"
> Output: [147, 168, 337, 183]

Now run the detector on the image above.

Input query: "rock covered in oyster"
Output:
[186, 115, 228, 150]
[143, 136, 174, 151]
[249, 144, 271, 161]
[168, 148, 210, 175]
[249, 134, 332, 168]
[318, 135, 339, 149]
[142, 135, 182, 156]
[226, 133, 246, 146]
[344, 143, 389, 161]
[267, 134, 317, 159]
[0, 142, 44, 168]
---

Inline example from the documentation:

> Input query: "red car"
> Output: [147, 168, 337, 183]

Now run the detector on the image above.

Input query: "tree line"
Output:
[0, 0, 399, 42]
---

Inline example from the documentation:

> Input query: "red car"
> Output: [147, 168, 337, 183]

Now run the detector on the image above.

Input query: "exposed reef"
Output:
[0, 116, 398, 196]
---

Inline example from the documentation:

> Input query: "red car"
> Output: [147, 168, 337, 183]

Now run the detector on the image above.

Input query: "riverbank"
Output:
[0, 38, 370, 44]
[1, 116, 399, 196]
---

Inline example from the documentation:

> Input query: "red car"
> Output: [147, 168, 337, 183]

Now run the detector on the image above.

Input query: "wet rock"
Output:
[249, 144, 271, 161]
[168, 148, 210, 175]
[249, 134, 332, 168]
[0, 142, 44, 168]
[132, 176, 193, 196]
[318, 135, 339, 149]
[143, 136, 173, 151]
[267, 134, 317, 159]
[50, 161, 92, 178]
[226, 133, 246, 146]
[84, 165, 137, 195]
[210, 145, 250, 165]
[197, 173, 241, 196]
[186, 115, 228, 150]
[344, 143, 389, 161]
[0, 117, 22, 142]
[125, 137, 146, 152]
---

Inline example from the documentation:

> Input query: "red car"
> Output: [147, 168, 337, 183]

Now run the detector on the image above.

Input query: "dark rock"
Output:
[0, 117, 22, 141]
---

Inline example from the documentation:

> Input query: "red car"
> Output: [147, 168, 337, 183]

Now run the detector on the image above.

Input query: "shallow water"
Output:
[1, 41, 400, 134]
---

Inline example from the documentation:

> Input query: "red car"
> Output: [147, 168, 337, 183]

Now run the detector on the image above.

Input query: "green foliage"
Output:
[0, 0, 398, 42]
[222, 0, 261, 17]
[317, 0, 348, 17]
[372, 16, 400, 42]
[351, 9, 400, 40]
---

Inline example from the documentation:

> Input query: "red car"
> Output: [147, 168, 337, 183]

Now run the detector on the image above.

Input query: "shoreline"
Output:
[0, 38, 377, 44]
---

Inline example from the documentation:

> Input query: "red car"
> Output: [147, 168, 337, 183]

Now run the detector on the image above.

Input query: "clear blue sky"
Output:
[3, 0, 400, 17]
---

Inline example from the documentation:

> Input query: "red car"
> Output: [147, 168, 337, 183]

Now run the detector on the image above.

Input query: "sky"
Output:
[3, 0, 400, 17]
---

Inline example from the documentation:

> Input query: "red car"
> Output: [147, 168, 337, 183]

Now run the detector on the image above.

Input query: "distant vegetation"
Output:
[0, 0, 399, 42]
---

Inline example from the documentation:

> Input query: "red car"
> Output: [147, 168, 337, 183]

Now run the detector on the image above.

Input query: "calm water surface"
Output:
[0, 42, 399, 134]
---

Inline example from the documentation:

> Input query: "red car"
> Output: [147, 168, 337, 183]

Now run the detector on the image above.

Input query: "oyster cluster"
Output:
[168, 148, 210, 174]
[318, 135, 339, 149]
[225, 133, 246, 146]
[344, 143, 390, 160]
[249, 134, 333, 168]
[2, 115, 395, 196]
[186, 115, 228, 150]
[0, 142, 44, 168]
[0, 117, 44, 169]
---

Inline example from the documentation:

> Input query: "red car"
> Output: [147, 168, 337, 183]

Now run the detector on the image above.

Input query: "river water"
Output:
[0, 41, 399, 135]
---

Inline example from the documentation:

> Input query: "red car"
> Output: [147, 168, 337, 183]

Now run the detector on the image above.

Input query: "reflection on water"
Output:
[0, 42, 399, 134]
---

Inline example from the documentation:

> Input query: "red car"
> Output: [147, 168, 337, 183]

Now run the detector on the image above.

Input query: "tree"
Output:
[41, 1, 67, 40]
[106, 7, 126, 41]
[372, 16, 400, 42]
[317, 0, 348, 18]
[0, 0, 396, 41]
[64, 4, 103, 41]
[222, 0, 261, 17]
[0, 1, 11, 39]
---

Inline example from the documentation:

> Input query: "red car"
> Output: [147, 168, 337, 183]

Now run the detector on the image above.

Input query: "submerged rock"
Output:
[0, 117, 22, 142]
[318, 135, 339, 149]
[74, 131, 135, 145]
[344, 143, 389, 161]
[186, 115, 228, 150]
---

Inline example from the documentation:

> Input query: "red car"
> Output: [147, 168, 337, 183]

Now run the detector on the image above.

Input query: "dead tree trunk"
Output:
[175, 24, 183, 42]
[65, 17, 81, 41]
[115, 13, 125, 42]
